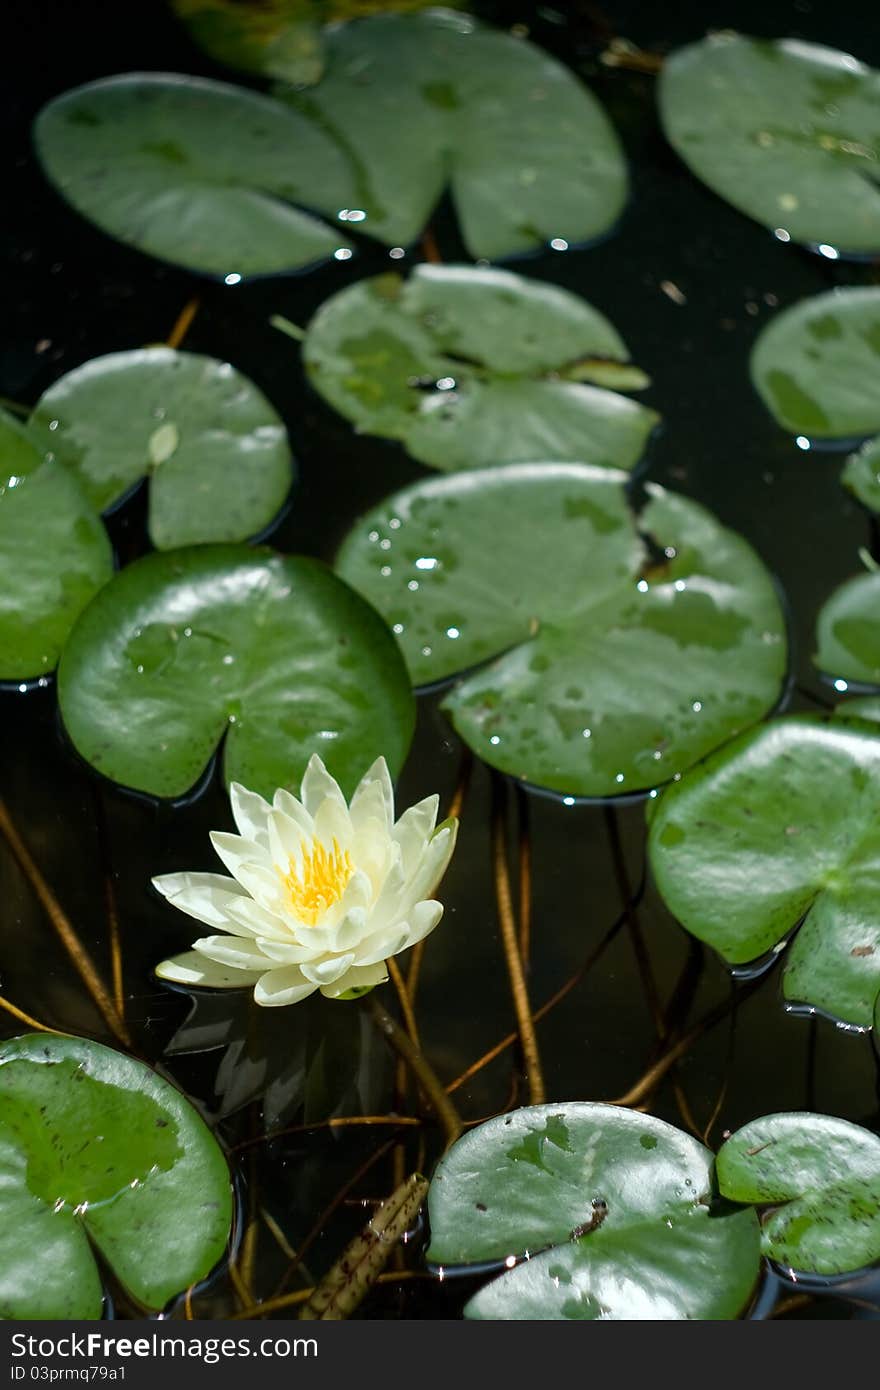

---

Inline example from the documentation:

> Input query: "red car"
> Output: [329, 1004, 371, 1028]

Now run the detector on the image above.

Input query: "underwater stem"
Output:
[0, 798, 131, 1047]
[368, 995, 462, 1147]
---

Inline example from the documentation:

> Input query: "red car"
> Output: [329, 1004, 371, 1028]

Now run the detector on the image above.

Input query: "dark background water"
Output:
[2, 0, 879, 1319]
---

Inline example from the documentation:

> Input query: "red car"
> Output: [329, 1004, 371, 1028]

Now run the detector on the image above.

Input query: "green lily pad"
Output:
[815, 571, 880, 686]
[659, 33, 880, 255]
[57, 544, 414, 799]
[36, 14, 626, 276]
[717, 1113, 880, 1275]
[842, 435, 880, 513]
[835, 695, 880, 726]
[750, 287, 880, 440]
[172, 0, 462, 88]
[304, 265, 658, 473]
[426, 1103, 761, 1320]
[648, 714, 880, 1030]
[336, 463, 787, 798]
[28, 348, 294, 549]
[274, 9, 628, 260]
[0, 1033, 232, 1319]
[34, 72, 350, 278]
[0, 411, 113, 681]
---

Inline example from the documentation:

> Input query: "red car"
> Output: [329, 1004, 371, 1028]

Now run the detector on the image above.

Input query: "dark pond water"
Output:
[3, 0, 879, 1319]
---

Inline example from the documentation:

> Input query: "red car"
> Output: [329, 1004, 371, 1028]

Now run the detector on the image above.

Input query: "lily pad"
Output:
[648, 714, 880, 1030]
[842, 435, 880, 513]
[57, 545, 415, 799]
[717, 1113, 880, 1275]
[750, 287, 880, 440]
[335, 463, 787, 798]
[35, 13, 627, 276]
[34, 72, 350, 278]
[0, 410, 113, 681]
[0, 1033, 232, 1319]
[304, 265, 658, 473]
[28, 348, 294, 549]
[426, 1103, 761, 1319]
[815, 571, 880, 686]
[172, 0, 461, 88]
[274, 9, 628, 259]
[659, 33, 880, 255]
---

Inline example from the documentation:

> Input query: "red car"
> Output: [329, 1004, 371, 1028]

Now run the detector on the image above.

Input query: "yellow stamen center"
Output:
[281, 837, 353, 925]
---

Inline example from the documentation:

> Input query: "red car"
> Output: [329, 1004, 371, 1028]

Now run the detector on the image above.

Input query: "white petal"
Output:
[224, 896, 292, 942]
[320, 960, 389, 999]
[399, 823, 457, 913]
[392, 796, 440, 872]
[351, 822, 395, 896]
[210, 829, 272, 884]
[229, 782, 273, 850]
[257, 938, 320, 965]
[155, 950, 263, 989]
[314, 795, 353, 850]
[300, 754, 347, 816]
[254, 967, 318, 1007]
[271, 788, 315, 839]
[349, 758, 394, 831]
[328, 906, 370, 954]
[192, 935, 274, 971]
[267, 809, 309, 873]
[151, 871, 250, 932]
[300, 953, 356, 986]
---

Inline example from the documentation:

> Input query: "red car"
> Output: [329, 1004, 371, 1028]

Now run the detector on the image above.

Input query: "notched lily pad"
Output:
[842, 436, 880, 513]
[648, 714, 880, 1030]
[660, 33, 880, 255]
[717, 1112, 880, 1275]
[0, 1033, 232, 1319]
[35, 14, 626, 275]
[750, 287, 880, 440]
[58, 544, 415, 800]
[34, 72, 350, 278]
[0, 410, 113, 681]
[426, 1103, 761, 1319]
[815, 570, 880, 686]
[274, 9, 628, 259]
[28, 348, 294, 549]
[336, 463, 787, 798]
[304, 264, 658, 473]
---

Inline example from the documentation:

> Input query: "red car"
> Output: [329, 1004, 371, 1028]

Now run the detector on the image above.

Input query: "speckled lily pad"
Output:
[0, 410, 113, 681]
[660, 33, 880, 255]
[750, 287, 880, 440]
[426, 1103, 761, 1319]
[717, 1112, 880, 1275]
[0, 1033, 232, 1319]
[304, 265, 658, 473]
[815, 570, 880, 686]
[58, 544, 415, 800]
[842, 435, 880, 513]
[28, 348, 294, 549]
[336, 463, 787, 798]
[648, 714, 880, 1030]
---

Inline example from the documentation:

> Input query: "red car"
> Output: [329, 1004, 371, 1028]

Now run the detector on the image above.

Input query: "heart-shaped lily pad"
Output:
[35, 13, 626, 276]
[172, 0, 462, 88]
[815, 570, 880, 686]
[28, 348, 294, 549]
[717, 1113, 880, 1275]
[0, 411, 113, 681]
[648, 714, 880, 1030]
[842, 436, 880, 513]
[57, 544, 415, 799]
[335, 463, 787, 798]
[659, 33, 880, 256]
[426, 1103, 761, 1319]
[34, 72, 351, 278]
[750, 287, 880, 440]
[0, 1033, 232, 1319]
[273, 9, 628, 259]
[304, 265, 658, 473]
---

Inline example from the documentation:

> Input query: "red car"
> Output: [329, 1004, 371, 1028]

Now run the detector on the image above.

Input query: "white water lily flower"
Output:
[153, 755, 458, 1007]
